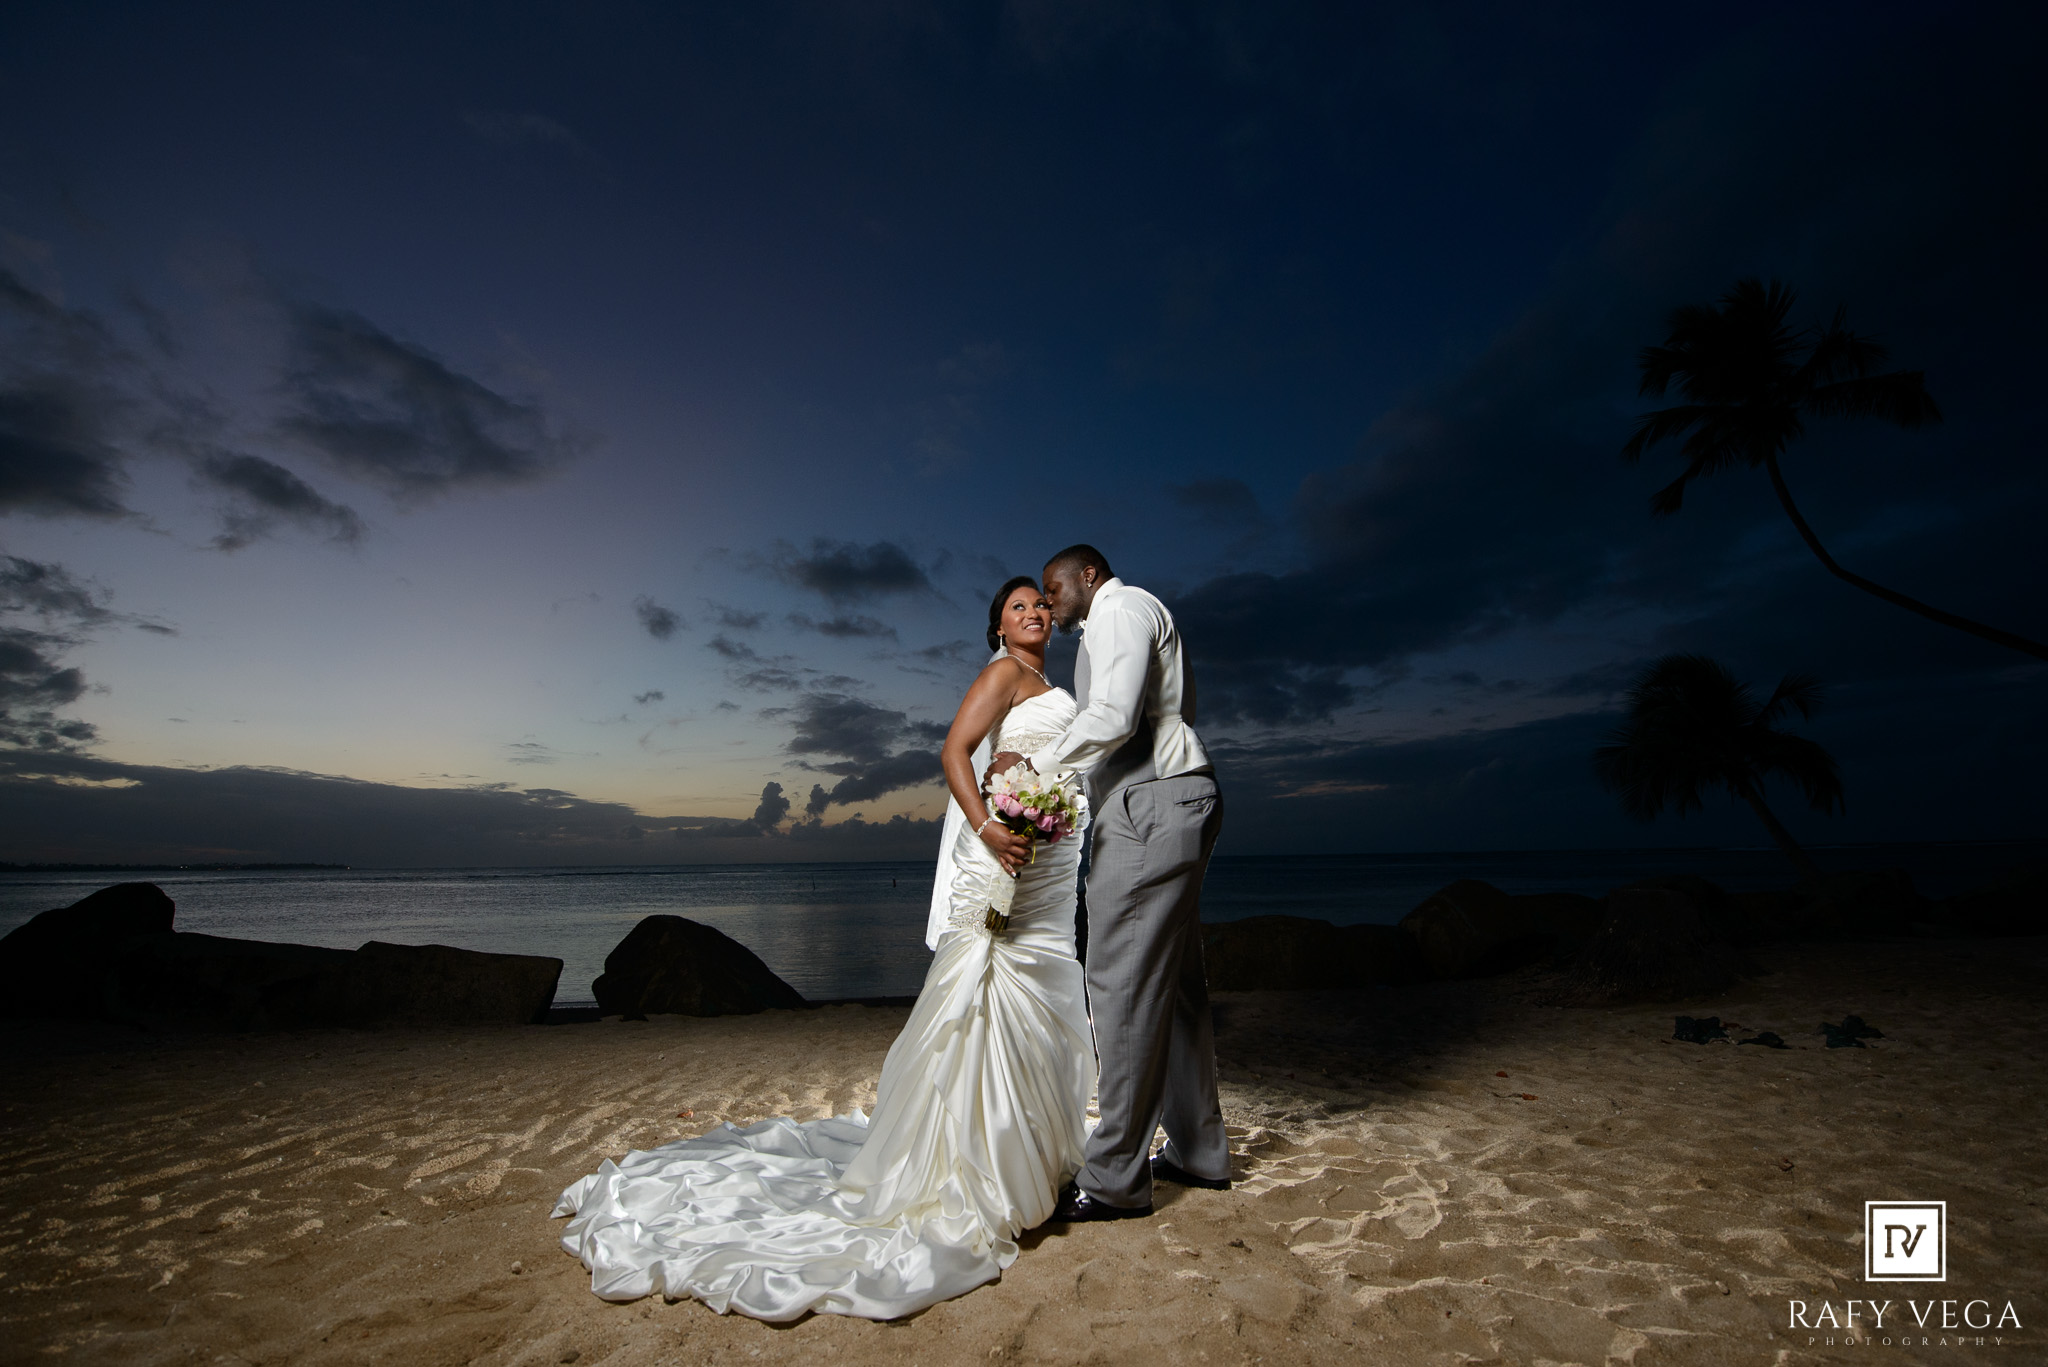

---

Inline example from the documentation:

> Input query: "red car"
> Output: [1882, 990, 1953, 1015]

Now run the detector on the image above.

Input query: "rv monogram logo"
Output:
[1866, 1201, 1946, 1282]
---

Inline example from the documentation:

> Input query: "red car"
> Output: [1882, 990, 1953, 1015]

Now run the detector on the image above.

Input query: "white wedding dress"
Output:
[554, 687, 1095, 1321]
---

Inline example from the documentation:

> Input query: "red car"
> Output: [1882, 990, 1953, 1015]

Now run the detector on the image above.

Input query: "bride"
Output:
[554, 577, 1095, 1321]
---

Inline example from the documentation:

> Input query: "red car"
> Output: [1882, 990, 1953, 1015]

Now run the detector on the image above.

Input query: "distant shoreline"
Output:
[0, 862, 351, 873]
[0, 839, 2038, 877]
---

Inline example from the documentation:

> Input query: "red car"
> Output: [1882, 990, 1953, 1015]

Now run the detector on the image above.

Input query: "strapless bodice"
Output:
[988, 687, 1075, 758]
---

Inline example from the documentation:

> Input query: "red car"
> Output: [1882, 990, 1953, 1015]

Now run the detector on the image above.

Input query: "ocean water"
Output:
[0, 843, 2035, 1007]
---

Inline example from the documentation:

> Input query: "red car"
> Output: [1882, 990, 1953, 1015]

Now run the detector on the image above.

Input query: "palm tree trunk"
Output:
[1763, 453, 2048, 663]
[1736, 784, 1821, 882]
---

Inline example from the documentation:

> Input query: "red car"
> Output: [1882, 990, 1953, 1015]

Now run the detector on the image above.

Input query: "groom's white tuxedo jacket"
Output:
[1026, 578, 1211, 804]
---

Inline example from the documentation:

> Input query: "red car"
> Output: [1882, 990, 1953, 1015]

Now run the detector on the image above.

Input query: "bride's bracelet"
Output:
[975, 814, 998, 837]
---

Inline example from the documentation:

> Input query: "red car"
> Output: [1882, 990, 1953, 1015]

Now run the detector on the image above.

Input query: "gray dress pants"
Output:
[1076, 771, 1228, 1207]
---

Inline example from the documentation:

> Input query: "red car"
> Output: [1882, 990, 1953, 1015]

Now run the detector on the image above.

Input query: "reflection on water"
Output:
[1, 843, 2035, 1006]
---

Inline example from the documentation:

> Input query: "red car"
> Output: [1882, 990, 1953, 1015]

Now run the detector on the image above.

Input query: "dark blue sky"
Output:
[1, 2, 2042, 865]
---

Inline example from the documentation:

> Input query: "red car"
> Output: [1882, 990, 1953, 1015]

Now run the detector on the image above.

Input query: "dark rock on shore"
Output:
[1204, 862, 2039, 999]
[1926, 863, 2047, 936]
[1795, 870, 1925, 938]
[1550, 881, 1755, 1005]
[1399, 880, 1605, 979]
[107, 934, 561, 1029]
[1715, 869, 1927, 943]
[0, 883, 176, 1018]
[323, 941, 562, 1026]
[1722, 887, 1805, 943]
[1, 881, 561, 1029]
[1201, 916, 1425, 991]
[108, 932, 355, 1031]
[594, 915, 806, 1017]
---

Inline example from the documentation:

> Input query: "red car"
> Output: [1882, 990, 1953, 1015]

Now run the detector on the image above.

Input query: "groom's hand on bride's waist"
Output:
[984, 750, 1032, 785]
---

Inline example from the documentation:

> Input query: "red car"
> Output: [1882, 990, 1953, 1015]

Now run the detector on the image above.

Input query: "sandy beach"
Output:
[3, 933, 2042, 1366]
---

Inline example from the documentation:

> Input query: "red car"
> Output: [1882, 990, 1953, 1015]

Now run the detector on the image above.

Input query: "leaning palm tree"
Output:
[1624, 278, 2048, 663]
[1594, 654, 1842, 881]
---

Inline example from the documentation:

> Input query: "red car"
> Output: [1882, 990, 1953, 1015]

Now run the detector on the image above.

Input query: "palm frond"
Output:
[1756, 732, 1845, 815]
[1723, 277, 1799, 329]
[1649, 472, 1692, 516]
[1797, 320, 1889, 387]
[1804, 371, 1943, 428]
[1621, 404, 1713, 461]
[1595, 653, 1842, 828]
[1592, 741, 1668, 820]
[1676, 410, 1792, 472]
[1635, 343, 1685, 398]
[1763, 673, 1824, 722]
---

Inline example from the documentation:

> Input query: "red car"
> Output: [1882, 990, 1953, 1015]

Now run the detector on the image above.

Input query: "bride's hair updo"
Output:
[986, 576, 1039, 652]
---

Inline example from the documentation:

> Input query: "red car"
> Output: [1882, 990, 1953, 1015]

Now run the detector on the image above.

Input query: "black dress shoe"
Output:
[1151, 1155, 1231, 1191]
[1048, 1182, 1151, 1223]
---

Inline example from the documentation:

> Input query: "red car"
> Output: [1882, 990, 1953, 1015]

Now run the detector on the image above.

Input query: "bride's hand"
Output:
[979, 818, 1032, 874]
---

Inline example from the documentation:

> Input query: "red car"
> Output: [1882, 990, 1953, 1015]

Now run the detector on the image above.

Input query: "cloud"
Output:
[0, 628, 93, 751]
[777, 692, 947, 814]
[462, 109, 587, 154]
[701, 632, 830, 694]
[1, 555, 115, 627]
[0, 555, 176, 753]
[707, 603, 767, 630]
[1168, 11, 2048, 731]
[505, 741, 558, 765]
[750, 780, 791, 829]
[1171, 476, 1269, 531]
[735, 666, 805, 693]
[196, 452, 364, 550]
[1204, 653, 2048, 855]
[707, 634, 758, 661]
[768, 539, 933, 603]
[634, 595, 683, 639]
[633, 689, 665, 705]
[7, 265, 578, 546]
[788, 612, 899, 641]
[0, 752, 945, 866]
[0, 268, 131, 519]
[275, 301, 578, 501]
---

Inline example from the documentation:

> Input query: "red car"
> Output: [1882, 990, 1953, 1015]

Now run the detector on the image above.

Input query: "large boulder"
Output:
[1398, 881, 1605, 980]
[0, 883, 177, 1018]
[1723, 887, 1807, 944]
[1551, 881, 1755, 1005]
[106, 931, 355, 1030]
[1201, 916, 1425, 991]
[319, 941, 563, 1026]
[594, 915, 806, 1018]
[1719, 870, 1931, 943]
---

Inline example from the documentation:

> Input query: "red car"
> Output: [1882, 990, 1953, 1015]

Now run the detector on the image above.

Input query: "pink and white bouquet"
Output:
[980, 768, 1083, 932]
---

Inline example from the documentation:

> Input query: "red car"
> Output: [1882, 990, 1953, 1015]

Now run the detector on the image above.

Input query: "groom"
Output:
[989, 544, 1230, 1221]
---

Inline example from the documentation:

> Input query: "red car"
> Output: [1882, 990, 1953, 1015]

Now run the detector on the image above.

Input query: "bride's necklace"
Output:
[1013, 657, 1051, 688]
